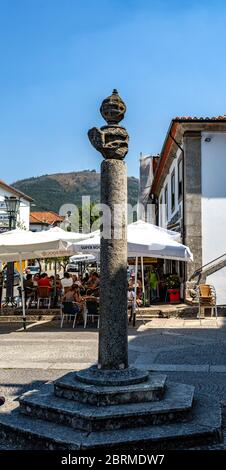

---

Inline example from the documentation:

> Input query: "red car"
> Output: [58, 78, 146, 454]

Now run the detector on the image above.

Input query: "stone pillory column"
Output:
[3, 91, 219, 452]
[88, 89, 129, 370]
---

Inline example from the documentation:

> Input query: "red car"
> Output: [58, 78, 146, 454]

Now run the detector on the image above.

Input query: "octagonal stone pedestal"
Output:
[54, 368, 166, 406]
[0, 367, 223, 450]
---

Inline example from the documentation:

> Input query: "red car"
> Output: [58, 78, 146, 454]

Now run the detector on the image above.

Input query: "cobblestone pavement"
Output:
[0, 317, 226, 449]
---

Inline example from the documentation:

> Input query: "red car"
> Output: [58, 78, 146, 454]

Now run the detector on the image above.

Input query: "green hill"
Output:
[12, 171, 139, 212]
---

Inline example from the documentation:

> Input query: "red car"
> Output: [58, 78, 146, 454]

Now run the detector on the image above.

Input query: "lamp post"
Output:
[4, 196, 20, 305]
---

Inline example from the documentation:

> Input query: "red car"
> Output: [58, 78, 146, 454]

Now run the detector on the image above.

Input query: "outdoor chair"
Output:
[25, 287, 37, 308]
[83, 299, 100, 329]
[60, 301, 78, 328]
[64, 286, 71, 293]
[86, 287, 100, 297]
[37, 286, 51, 309]
[16, 286, 35, 309]
[198, 284, 217, 319]
[16, 286, 22, 308]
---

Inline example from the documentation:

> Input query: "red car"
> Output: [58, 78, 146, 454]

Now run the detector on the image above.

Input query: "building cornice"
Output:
[151, 119, 226, 196]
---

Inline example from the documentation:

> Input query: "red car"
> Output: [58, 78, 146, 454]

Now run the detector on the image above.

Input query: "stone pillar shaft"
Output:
[98, 159, 128, 370]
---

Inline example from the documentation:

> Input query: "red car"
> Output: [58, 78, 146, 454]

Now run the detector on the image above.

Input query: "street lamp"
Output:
[5, 196, 20, 230]
[4, 196, 20, 305]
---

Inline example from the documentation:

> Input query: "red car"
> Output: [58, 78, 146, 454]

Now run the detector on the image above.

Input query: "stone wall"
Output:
[183, 131, 202, 281]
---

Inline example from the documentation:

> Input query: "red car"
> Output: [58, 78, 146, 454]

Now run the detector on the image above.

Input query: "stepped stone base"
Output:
[75, 366, 149, 385]
[19, 382, 194, 432]
[0, 367, 223, 450]
[54, 370, 166, 406]
[0, 393, 222, 450]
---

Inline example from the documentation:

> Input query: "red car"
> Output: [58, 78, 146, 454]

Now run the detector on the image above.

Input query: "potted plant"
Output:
[165, 274, 181, 303]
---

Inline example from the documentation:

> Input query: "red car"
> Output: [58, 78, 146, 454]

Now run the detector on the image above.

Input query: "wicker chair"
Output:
[198, 284, 217, 319]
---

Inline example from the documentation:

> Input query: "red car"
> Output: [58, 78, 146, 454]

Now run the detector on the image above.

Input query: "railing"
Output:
[189, 253, 226, 282]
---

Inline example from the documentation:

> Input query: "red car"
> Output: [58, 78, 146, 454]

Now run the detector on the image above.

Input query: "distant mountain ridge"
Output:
[12, 170, 139, 213]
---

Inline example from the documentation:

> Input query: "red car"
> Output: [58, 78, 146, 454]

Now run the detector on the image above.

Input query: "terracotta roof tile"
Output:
[30, 211, 64, 225]
[174, 115, 226, 121]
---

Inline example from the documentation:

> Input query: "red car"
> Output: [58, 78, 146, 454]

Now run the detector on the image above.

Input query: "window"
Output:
[171, 171, 175, 211]
[178, 158, 183, 201]
[159, 195, 163, 226]
[164, 185, 168, 221]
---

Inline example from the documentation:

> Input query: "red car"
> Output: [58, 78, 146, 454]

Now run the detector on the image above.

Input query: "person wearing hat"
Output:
[128, 272, 142, 289]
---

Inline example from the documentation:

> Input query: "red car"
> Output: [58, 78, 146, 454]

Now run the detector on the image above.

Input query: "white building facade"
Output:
[151, 117, 226, 305]
[0, 180, 32, 232]
[157, 146, 183, 232]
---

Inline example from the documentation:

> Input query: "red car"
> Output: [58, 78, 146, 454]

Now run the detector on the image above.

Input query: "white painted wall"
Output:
[0, 186, 30, 231]
[158, 147, 183, 229]
[201, 132, 226, 304]
[30, 223, 49, 232]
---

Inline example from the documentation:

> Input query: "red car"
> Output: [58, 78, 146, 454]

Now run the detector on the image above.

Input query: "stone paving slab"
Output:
[136, 364, 210, 372]
[210, 366, 226, 372]
[156, 343, 226, 365]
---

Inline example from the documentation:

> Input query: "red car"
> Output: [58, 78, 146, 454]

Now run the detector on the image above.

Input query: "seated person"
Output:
[24, 274, 35, 300]
[38, 273, 51, 288]
[127, 285, 142, 319]
[128, 273, 142, 290]
[72, 274, 78, 284]
[72, 275, 83, 288]
[82, 273, 89, 285]
[62, 285, 83, 317]
[85, 272, 100, 295]
[24, 273, 33, 289]
[33, 273, 40, 287]
[55, 274, 62, 297]
[61, 272, 73, 293]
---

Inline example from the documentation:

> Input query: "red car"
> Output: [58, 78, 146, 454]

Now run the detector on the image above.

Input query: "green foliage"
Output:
[12, 171, 139, 213]
[164, 274, 180, 289]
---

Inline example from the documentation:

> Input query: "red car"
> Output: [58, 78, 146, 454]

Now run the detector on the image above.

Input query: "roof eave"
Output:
[151, 118, 226, 196]
[0, 180, 34, 202]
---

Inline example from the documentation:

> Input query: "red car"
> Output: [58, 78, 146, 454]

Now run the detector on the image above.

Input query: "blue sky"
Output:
[1, 0, 226, 183]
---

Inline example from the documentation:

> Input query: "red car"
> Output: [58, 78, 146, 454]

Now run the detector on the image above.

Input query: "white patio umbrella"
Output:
[127, 220, 192, 261]
[74, 231, 100, 254]
[127, 221, 192, 307]
[69, 253, 96, 263]
[0, 229, 77, 329]
[72, 220, 193, 305]
[45, 226, 92, 242]
[73, 220, 193, 262]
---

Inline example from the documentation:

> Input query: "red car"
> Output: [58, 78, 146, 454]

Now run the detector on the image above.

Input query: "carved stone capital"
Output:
[88, 90, 129, 160]
[88, 125, 129, 160]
